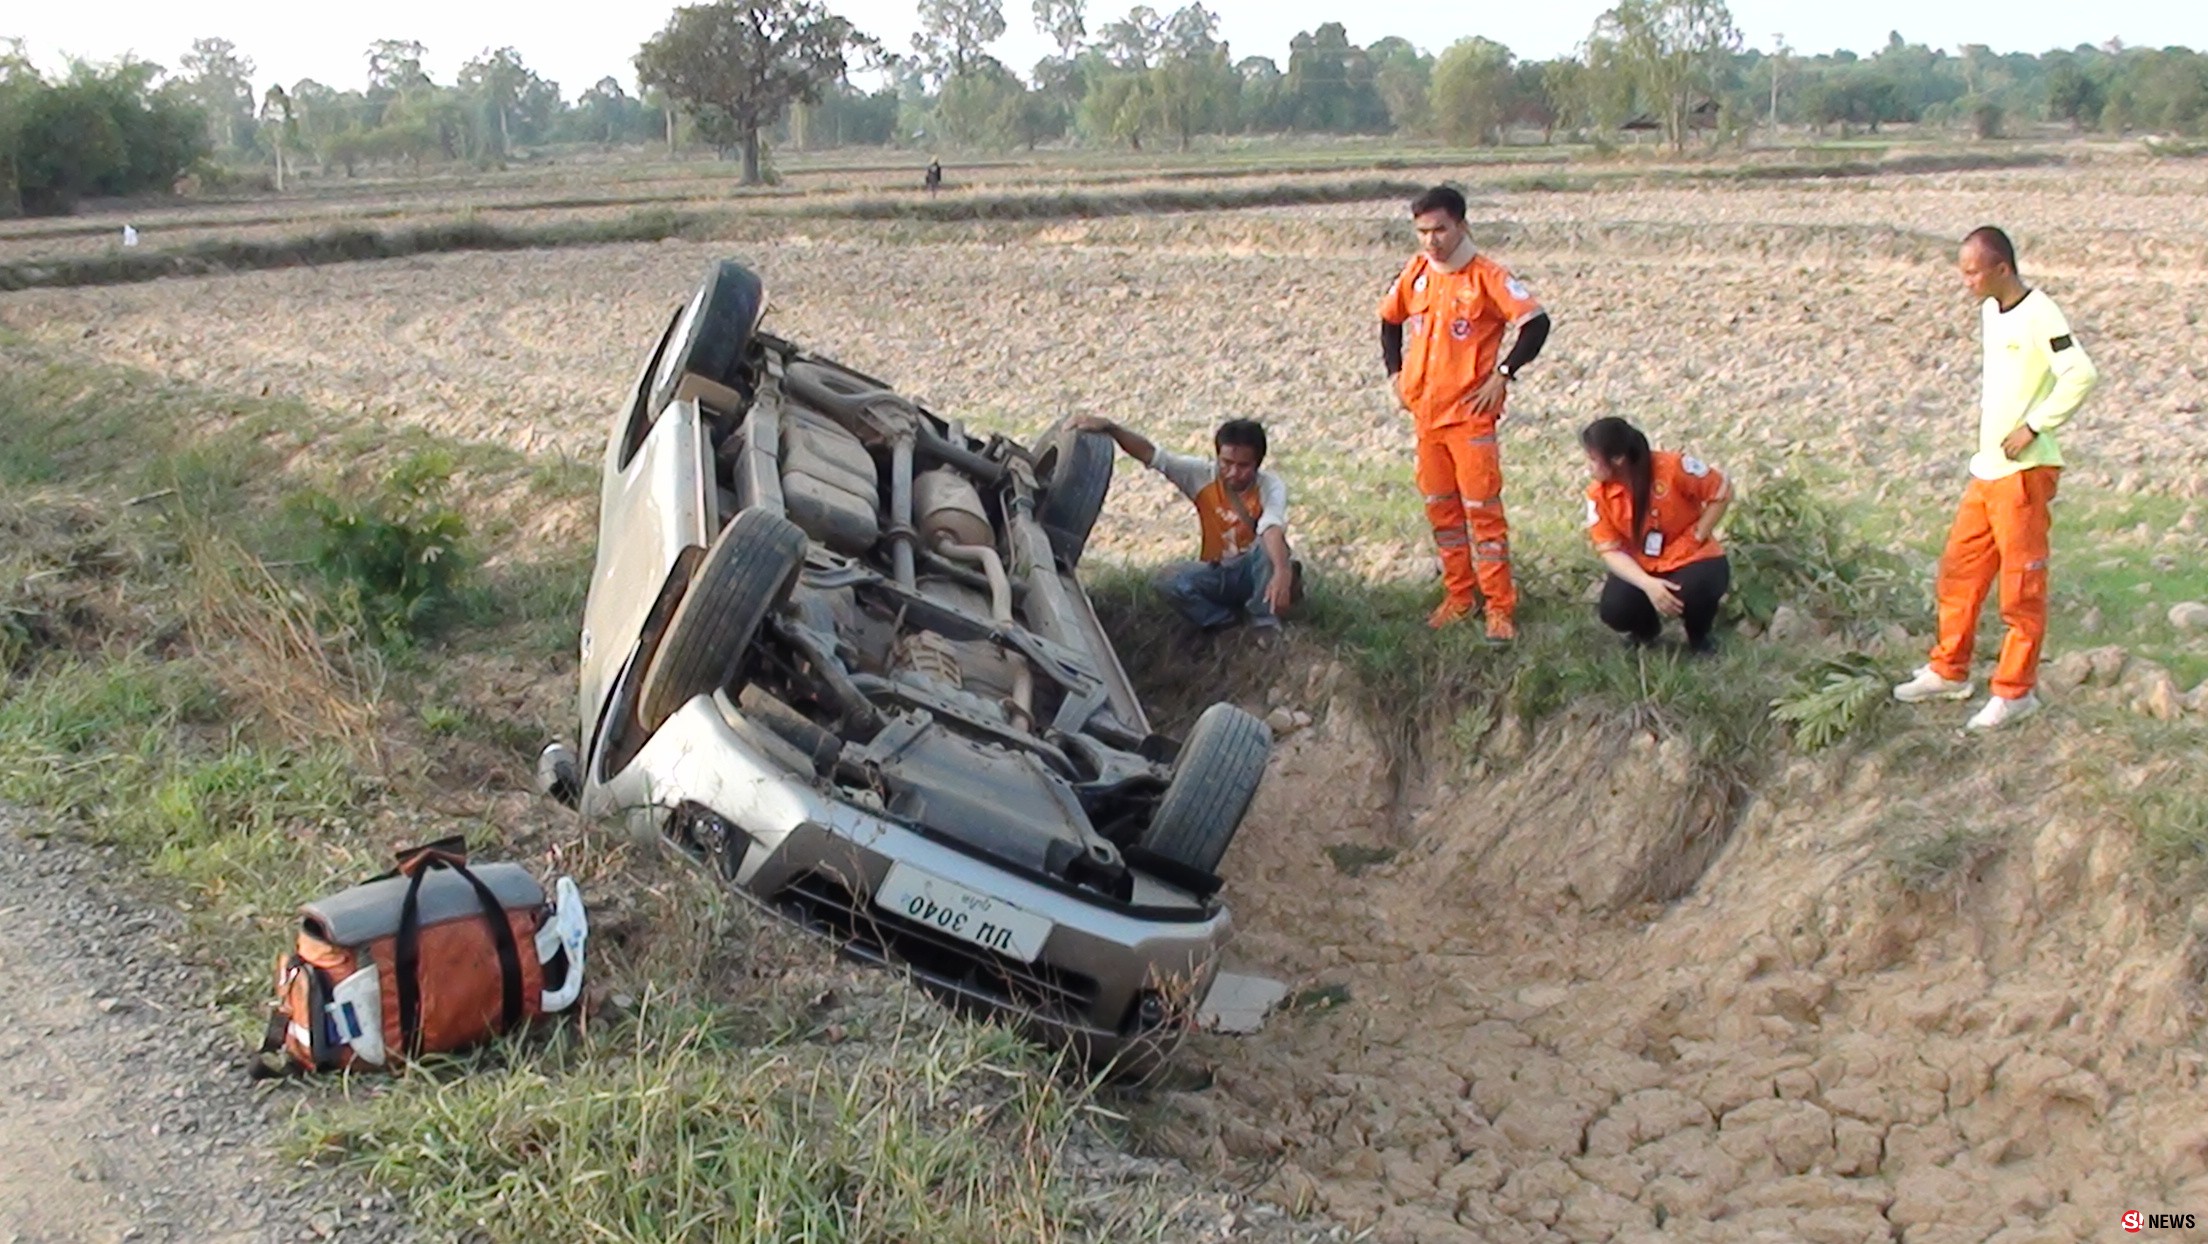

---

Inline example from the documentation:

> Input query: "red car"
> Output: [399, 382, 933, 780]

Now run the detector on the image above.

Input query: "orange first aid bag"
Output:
[251, 837, 587, 1076]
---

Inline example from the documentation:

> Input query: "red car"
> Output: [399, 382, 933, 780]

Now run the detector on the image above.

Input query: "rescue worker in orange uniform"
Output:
[1893, 226, 2099, 731]
[1070, 414, 1295, 637]
[1580, 417, 1733, 653]
[1380, 185, 1552, 639]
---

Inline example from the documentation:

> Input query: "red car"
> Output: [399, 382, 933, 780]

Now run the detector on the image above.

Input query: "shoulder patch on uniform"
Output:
[1505, 276, 1530, 301]
[1681, 455, 1710, 477]
[1413, 274, 1428, 293]
[1585, 499, 1599, 527]
[2050, 334, 2075, 352]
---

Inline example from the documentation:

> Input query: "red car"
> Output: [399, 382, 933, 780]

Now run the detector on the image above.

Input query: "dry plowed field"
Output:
[10, 156, 2208, 1243]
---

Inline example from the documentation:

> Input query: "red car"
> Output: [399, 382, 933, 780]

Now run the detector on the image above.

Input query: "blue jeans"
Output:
[1158, 548, 1279, 631]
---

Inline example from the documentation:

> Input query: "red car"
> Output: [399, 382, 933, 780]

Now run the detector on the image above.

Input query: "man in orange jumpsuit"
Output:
[1893, 226, 2099, 730]
[1380, 185, 1552, 639]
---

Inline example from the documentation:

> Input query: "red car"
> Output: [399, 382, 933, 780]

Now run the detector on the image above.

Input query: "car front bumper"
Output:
[586, 695, 1230, 1061]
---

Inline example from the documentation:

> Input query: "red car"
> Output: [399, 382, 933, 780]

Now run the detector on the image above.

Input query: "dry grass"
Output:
[180, 526, 387, 767]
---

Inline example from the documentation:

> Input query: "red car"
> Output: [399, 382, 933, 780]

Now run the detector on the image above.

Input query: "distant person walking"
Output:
[1070, 414, 1295, 639]
[1580, 417, 1733, 653]
[924, 158, 942, 196]
[1893, 226, 2099, 730]
[1379, 185, 1551, 640]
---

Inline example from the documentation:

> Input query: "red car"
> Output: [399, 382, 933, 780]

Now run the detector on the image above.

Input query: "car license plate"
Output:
[874, 862, 1053, 963]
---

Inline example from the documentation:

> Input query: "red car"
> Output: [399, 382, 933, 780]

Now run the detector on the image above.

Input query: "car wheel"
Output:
[1033, 416, 1114, 567]
[636, 508, 806, 735]
[649, 260, 765, 417]
[1140, 703, 1272, 876]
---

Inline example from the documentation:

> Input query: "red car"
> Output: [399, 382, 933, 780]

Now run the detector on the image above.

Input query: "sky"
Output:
[8, 0, 2202, 100]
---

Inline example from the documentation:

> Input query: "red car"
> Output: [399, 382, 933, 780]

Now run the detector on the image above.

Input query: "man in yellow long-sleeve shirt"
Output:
[1894, 226, 2100, 730]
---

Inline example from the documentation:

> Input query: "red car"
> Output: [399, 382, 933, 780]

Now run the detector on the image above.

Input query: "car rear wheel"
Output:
[637, 508, 806, 734]
[649, 260, 765, 418]
[1139, 703, 1272, 876]
[1034, 417, 1114, 567]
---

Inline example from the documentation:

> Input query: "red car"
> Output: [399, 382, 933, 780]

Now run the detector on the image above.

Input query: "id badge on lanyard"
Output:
[1643, 531, 1664, 560]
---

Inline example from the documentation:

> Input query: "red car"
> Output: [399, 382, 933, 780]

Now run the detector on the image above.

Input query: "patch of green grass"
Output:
[0, 654, 364, 941]
[1770, 654, 1890, 753]
[2042, 491, 2208, 686]
[0, 343, 296, 509]
[2132, 788, 2208, 867]
[298, 994, 1175, 1244]
[458, 548, 594, 665]
[1884, 824, 2007, 894]
[1284, 983, 1353, 1012]
[1324, 843, 1399, 876]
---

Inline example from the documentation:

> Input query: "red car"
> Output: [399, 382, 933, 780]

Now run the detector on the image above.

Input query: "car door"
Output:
[577, 308, 711, 752]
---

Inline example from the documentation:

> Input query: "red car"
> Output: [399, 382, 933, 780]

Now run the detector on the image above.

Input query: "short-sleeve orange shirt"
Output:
[1379, 250, 1543, 435]
[1585, 451, 1731, 574]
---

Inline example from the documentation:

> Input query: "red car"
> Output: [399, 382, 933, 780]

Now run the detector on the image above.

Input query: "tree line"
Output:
[4, 1, 2208, 211]
[893, 0, 2208, 153]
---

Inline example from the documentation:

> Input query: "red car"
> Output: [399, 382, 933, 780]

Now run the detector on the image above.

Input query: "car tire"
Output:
[1033, 417, 1114, 567]
[637, 508, 807, 735]
[649, 260, 765, 418]
[1140, 703, 1272, 876]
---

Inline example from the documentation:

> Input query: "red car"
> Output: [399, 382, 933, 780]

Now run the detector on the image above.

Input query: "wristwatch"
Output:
[1496, 362, 1515, 380]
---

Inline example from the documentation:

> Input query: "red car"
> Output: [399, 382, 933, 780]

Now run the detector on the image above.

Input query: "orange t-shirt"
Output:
[1378, 250, 1543, 436]
[1586, 451, 1731, 574]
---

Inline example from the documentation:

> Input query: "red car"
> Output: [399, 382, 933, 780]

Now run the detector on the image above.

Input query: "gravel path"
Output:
[0, 812, 409, 1244]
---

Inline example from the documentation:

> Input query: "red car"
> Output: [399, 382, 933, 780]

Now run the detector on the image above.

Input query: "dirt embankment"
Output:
[1173, 675, 2208, 1243]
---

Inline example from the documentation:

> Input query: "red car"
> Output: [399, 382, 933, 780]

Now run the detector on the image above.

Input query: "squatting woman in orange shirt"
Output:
[1581, 417, 1733, 653]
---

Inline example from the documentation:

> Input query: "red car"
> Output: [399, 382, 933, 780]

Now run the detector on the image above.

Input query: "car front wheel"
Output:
[1139, 703, 1272, 876]
[1034, 416, 1115, 567]
[636, 508, 807, 735]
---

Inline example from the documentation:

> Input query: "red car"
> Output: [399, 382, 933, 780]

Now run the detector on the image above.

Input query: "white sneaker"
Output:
[1893, 666, 1974, 704]
[1966, 692, 2041, 731]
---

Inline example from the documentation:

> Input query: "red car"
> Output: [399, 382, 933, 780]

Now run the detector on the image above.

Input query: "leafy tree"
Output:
[913, 0, 1006, 82]
[1584, 0, 1741, 151]
[936, 58, 1028, 146]
[2111, 47, 2208, 134]
[176, 37, 257, 152]
[1540, 57, 1598, 133]
[1800, 70, 1905, 133]
[1032, 0, 1086, 60]
[807, 80, 900, 145]
[1507, 60, 1561, 141]
[1028, 0, 1090, 116]
[1149, 4, 1235, 148]
[458, 47, 558, 154]
[365, 39, 431, 101]
[258, 84, 298, 189]
[2044, 58, 2102, 130]
[1430, 37, 1513, 144]
[1366, 36, 1432, 133]
[1865, 30, 1959, 120]
[0, 39, 37, 214]
[1080, 64, 1155, 147]
[1032, 52, 1088, 117]
[635, 0, 868, 183]
[1234, 55, 1286, 131]
[1093, 6, 1164, 70]
[5, 59, 208, 214]
[1283, 23, 1386, 133]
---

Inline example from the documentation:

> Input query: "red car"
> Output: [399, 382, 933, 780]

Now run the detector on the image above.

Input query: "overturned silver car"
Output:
[543, 260, 1272, 1066]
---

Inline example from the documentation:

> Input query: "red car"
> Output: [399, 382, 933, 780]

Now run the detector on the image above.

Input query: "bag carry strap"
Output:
[250, 953, 335, 1079]
[393, 858, 526, 1062]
